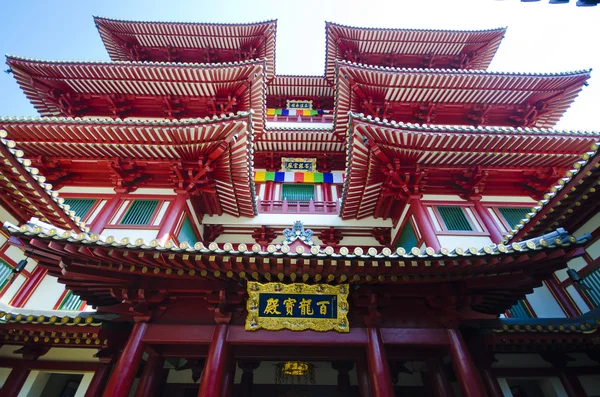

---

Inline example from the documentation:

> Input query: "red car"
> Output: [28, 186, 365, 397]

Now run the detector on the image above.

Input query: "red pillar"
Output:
[426, 358, 455, 397]
[545, 278, 580, 318]
[0, 365, 30, 397]
[332, 361, 353, 397]
[238, 361, 259, 397]
[221, 357, 236, 397]
[84, 363, 112, 397]
[447, 329, 486, 397]
[480, 368, 504, 397]
[10, 267, 47, 307]
[156, 194, 188, 245]
[134, 354, 166, 397]
[471, 198, 505, 244]
[366, 327, 395, 397]
[409, 195, 441, 251]
[103, 322, 147, 397]
[356, 358, 371, 397]
[558, 372, 587, 397]
[89, 195, 122, 234]
[197, 324, 229, 397]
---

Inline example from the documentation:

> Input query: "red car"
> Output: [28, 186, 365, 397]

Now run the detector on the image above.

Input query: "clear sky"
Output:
[0, 0, 598, 131]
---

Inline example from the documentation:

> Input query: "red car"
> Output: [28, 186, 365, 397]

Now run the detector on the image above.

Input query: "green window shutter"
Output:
[58, 290, 84, 311]
[582, 268, 600, 308]
[281, 184, 315, 201]
[120, 200, 159, 225]
[0, 259, 13, 292]
[177, 216, 198, 245]
[498, 207, 531, 231]
[437, 206, 473, 232]
[508, 300, 533, 318]
[63, 198, 96, 219]
[395, 222, 418, 250]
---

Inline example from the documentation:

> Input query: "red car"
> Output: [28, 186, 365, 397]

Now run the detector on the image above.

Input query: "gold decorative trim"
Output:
[245, 282, 349, 333]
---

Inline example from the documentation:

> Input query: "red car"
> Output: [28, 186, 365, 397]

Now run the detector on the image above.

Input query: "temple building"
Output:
[1, 16, 599, 397]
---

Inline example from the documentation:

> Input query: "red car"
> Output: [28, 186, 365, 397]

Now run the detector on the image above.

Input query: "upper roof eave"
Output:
[348, 112, 600, 137]
[94, 15, 277, 27]
[325, 21, 508, 35]
[6, 54, 267, 69]
[504, 141, 600, 243]
[336, 59, 592, 77]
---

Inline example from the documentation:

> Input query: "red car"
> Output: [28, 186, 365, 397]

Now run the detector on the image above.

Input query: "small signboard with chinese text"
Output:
[286, 99, 313, 110]
[245, 282, 349, 332]
[282, 157, 316, 172]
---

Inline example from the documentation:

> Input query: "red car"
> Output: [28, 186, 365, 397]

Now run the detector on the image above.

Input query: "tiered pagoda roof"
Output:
[3, 219, 590, 314]
[0, 130, 86, 230]
[341, 114, 599, 220]
[333, 62, 591, 137]
[6, 56, 266, 130]
[95, 16, 277, 79]
[0, 114, 257, 217]
[325, 23, 507, 81]
[505, 141, 600, 242]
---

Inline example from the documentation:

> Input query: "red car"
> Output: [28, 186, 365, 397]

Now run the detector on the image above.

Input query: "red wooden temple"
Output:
[0, 17, 599, 397]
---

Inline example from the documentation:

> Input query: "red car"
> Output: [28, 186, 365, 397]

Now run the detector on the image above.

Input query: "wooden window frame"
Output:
[485, 202, 534, 233]
[59, 193, 114, 223]
[107, 196, 173, 230]
[174, 209, 202, 246]
[423, 202, 488, 236]
[280, 184, 316, 201]
[392, 211, 424, 249]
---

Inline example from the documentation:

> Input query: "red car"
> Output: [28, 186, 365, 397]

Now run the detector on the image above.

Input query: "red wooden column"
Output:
[103, 322, 147, 397]
[156, 193, 188, 245]
[0, 365, 30, 397]
[356, 358, 372, 397]
[558, 372, 587, 397]
[471, 198, 504, 244]
[332, 361, 353, 397]
[84, 363, 112, 397]
[366, 327, 395, 397]
[447, 329, 486, 397]
[238, 361, 260, 397]
[134, 353, 166, 397]
[221, 357, 236, 397]
[545, 278, 580, 318]
[426, 358, 455, 397]
[409, 195, 441, 251]
[89, 194, 122, 234]
[480, 368, 504, 397]
[197, 324, 229, 397]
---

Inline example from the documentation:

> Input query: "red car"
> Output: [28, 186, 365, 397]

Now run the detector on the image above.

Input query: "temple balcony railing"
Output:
[257, 199, 339, 215]
[266, 114, 334, 123]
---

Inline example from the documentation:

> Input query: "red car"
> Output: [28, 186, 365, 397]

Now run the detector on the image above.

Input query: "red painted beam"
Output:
[142, 324, 215, 344]
[143, 325, 449, 347]
[0, 359, 99, 372]
[227, 326, 368, 346]
[10, 267, 47, 308]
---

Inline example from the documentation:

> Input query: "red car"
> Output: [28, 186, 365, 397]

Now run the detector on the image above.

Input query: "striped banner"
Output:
[266, 108, 332, 117]
[255, 171, 344, 184]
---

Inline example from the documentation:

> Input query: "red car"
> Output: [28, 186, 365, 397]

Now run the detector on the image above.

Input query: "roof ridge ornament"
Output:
[282, 221, 314, 246]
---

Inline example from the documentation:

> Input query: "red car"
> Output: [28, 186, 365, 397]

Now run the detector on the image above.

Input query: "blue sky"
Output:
[0, 0, 598, 130]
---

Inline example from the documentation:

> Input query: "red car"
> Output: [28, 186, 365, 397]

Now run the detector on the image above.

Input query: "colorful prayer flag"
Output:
[255, 171, 266, 182]
[314, 172, 324, 183]
[274, 172, 285, 182]
[304, 173, 315, 183]
[284, 172, 295, 182]
[267, 108, 275, 116]
[266, 171, 275, 181]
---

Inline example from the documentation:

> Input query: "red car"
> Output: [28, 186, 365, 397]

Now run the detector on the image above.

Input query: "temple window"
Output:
[63, 198, 98, 222]
[506, 300, 535, 318]
[281, 184, 315, 201]
[177, 215, 199, 245]
[496, 207, 531, 232]
[435, 206, 474, 232]
[0, 259, 13, 294]
[118, 200, 161, 226]
[55, 290, 85, 311]
[395, 220, 420, 250]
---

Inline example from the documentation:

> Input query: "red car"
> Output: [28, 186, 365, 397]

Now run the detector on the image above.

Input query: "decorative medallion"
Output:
[245, 282, 349, 332]
[282, 221, 314, 246]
